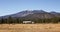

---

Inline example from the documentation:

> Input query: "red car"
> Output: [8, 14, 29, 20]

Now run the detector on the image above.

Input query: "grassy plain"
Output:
[0, 24, 60, 32]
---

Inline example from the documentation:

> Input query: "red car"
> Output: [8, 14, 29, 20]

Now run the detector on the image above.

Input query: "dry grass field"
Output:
[0, 24, 60, 32]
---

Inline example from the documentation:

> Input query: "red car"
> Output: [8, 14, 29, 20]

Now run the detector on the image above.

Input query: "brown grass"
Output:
[0, 24, 60, 32]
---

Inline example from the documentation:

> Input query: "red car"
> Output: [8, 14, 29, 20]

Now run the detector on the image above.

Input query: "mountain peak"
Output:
[32, 10, 46, 13]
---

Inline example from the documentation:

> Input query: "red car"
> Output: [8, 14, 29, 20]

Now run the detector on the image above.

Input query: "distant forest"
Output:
[0, 16, 60, 24]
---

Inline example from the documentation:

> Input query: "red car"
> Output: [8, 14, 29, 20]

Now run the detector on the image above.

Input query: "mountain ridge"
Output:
[0, 10, 60, 19]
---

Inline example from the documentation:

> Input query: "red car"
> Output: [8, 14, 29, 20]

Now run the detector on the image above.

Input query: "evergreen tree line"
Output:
[0, 16, 60, 24]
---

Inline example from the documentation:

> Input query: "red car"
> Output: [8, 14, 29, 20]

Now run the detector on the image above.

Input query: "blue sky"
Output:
[0, 0, 60, 16]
